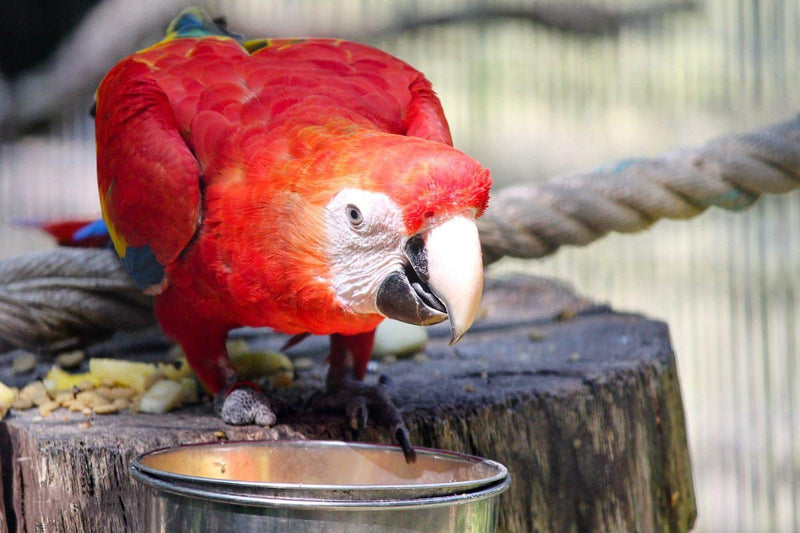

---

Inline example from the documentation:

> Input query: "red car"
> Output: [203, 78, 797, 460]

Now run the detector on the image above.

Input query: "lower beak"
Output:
[376, 214, 484, 344]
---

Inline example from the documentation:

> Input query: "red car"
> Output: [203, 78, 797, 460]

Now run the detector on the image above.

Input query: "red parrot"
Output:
[95, 8, 491, 458]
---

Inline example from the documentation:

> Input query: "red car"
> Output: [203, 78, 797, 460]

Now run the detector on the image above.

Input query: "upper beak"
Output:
[376, 214, 484, 344]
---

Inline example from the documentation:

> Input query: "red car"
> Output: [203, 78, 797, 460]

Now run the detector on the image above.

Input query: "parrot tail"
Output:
[165, 7, 245, 43]
[25, 218, 110, 248]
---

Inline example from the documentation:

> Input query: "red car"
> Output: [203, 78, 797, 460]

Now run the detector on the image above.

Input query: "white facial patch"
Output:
[324, 189, 407, 315]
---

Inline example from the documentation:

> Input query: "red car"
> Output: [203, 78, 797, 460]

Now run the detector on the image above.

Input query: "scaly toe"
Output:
[308, 374, 416, 462]
[216, 386, 277, 426]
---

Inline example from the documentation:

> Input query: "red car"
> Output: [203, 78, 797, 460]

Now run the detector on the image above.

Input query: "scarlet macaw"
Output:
[94, 8, 491, 459]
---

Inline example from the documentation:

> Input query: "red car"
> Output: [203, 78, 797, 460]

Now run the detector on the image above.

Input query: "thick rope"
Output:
[0, 248, 154, 354]
[479, 115, 800, 263]
[1, 116, 799, 353]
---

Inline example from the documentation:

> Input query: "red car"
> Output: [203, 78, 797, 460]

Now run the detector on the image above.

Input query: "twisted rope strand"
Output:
[478, 115, 800, 263]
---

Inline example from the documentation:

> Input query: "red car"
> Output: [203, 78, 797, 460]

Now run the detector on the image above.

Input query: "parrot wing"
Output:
[95, 59, 201, 293]
[244, 38, 454, 146]
[404, 69, 453, 145]
[92, 7, 236, 292]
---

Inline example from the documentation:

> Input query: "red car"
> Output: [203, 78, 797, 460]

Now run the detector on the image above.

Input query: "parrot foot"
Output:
[309, 374, 416, 463]
[215, 382, 277, 426]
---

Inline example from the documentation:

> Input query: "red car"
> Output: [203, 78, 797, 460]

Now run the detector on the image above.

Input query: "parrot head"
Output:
[296, 127, 492, 344]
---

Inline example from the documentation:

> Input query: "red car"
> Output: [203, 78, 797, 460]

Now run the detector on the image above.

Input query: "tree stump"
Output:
[0, 275, 696, 532]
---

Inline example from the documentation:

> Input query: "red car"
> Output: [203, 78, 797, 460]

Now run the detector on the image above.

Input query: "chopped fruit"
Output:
[139, 379, 185, 414]
[89, 358, 162, 393]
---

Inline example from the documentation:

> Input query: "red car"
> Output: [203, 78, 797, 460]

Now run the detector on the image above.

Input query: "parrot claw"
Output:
[215, 384, 277, 427]
[346, 396, 369, 432]
[309, 373, 417, 463]
[394, 426, 415, 463]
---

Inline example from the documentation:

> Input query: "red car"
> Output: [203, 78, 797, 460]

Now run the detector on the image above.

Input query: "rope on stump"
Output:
[1, 116, 800, 353]
[478, 115, 800, 263]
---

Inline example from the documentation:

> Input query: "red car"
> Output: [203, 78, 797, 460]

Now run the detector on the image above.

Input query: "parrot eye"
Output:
[346, 204, 363, 226]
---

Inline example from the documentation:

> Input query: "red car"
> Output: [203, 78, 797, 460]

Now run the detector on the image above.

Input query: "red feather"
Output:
[97, 34, 491, 394]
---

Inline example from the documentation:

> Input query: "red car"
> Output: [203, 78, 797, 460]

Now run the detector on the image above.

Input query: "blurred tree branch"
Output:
[357, 2, 697, 39]
[1, 0, 696, 136]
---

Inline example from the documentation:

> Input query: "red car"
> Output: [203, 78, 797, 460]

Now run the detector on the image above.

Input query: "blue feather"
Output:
[72, 219, 109, 242]
[121, 245, 165, 290]
[167, 7, 244, 42]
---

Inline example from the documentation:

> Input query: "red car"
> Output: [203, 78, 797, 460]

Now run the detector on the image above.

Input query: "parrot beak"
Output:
[376, 214, 484, 344]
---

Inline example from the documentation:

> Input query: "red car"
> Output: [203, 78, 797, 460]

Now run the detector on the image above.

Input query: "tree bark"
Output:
[0, 275, 696, 532]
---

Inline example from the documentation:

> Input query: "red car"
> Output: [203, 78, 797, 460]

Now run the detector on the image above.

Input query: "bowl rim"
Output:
[130, 439, 510, 508]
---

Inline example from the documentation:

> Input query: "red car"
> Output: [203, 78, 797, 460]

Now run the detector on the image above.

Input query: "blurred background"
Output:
[0, 0, 798, 531]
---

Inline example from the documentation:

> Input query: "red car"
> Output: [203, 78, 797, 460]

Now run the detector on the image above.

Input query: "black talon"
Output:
[308, 372, 417, 461]
[349, 414, 360, 432]
[357, 405, 368, 432]
[396, 427, 416, 463]
[346, 398, 368, 431]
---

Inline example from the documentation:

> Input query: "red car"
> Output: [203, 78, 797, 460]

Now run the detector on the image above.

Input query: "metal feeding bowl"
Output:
[130, 440, 510, 533]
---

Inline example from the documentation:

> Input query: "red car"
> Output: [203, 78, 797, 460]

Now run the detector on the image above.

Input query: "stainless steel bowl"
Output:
[131, 440, 510, 532]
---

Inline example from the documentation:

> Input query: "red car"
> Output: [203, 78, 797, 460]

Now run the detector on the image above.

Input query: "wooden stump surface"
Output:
[0, 275, 696, 532]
